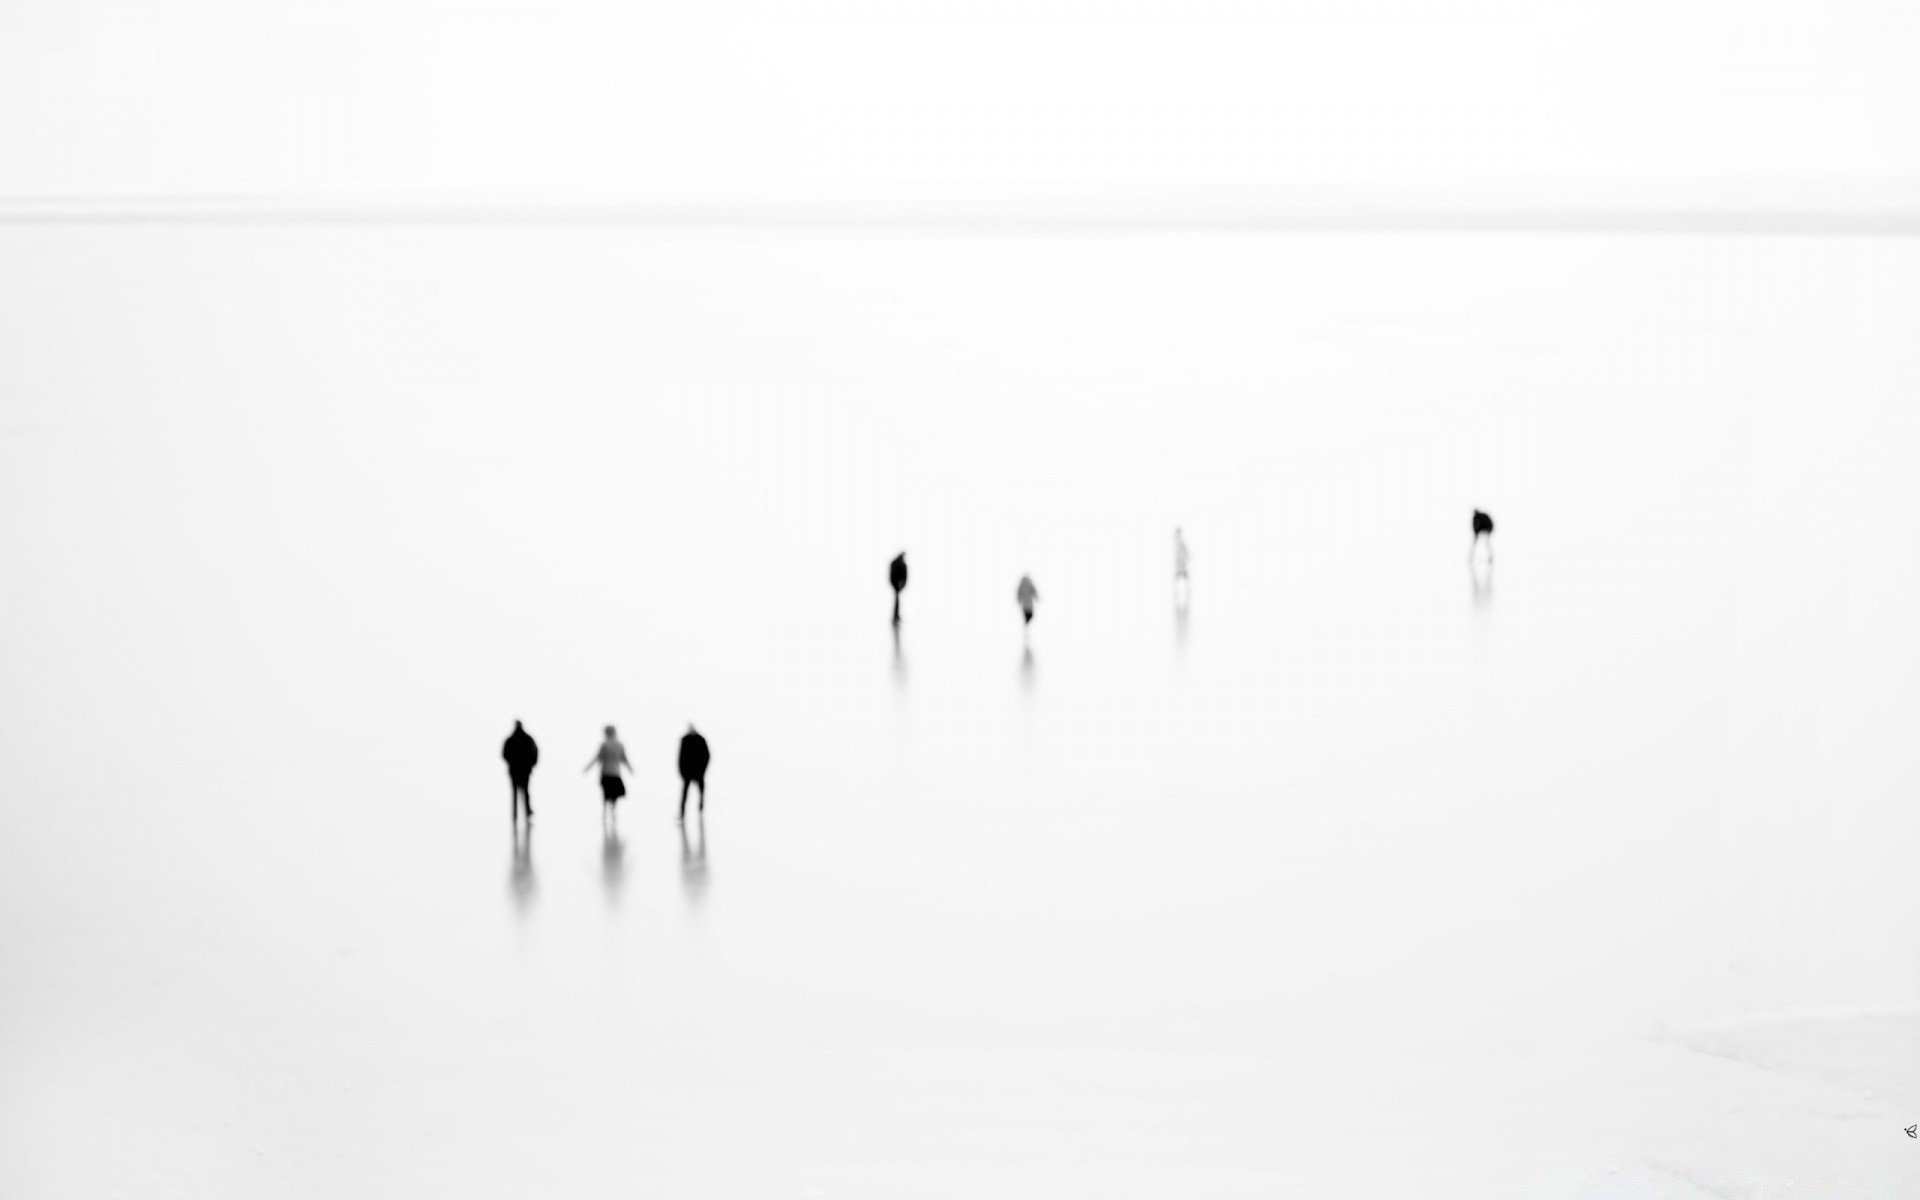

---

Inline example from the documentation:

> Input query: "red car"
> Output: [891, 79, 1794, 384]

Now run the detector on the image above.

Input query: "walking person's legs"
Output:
[679, 779, 690, 822]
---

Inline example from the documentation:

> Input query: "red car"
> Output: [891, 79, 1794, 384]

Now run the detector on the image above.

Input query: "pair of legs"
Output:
[679, 777, 705, 821]
[510, 775, 533, 821]
[1468, 532, 1493, 564]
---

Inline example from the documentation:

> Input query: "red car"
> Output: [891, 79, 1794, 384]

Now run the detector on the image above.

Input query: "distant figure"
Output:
[1174, 527, 1190, 582]
[678, 725, 711, 822]
[1470, 510, 1495, 564]
[1016, 575, 1039, 626]
[502, 720, 538, 823]
[889, 552, 908, 624]
[584, 725, 633, 819]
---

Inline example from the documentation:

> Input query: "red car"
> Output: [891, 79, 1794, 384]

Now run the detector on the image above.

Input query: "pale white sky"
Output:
[1, 0, 1917, 203]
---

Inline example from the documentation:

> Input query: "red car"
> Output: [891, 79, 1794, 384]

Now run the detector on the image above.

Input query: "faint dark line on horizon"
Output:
[1, 201, 1918, 236]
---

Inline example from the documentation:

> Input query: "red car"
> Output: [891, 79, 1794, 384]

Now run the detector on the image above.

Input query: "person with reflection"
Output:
[889, 551, 909, 624]
[678, 724, 711, 822]
[1469, 509, 1495, 564]
[502, 720, 539, 824]
[1016, 574, 1039, 629]
[585, 725, 634, 826]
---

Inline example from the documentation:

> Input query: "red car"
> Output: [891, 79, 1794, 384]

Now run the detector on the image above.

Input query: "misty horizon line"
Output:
[4, 191, 1920, 235]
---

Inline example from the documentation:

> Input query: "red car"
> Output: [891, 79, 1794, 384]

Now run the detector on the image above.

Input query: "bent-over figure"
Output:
[1470, 510, 1495, 564]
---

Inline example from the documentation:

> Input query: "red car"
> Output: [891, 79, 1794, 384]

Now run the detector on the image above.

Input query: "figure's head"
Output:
[514, 720, 523, 730]
[687, 722, 697, 733]
[604, 725, 616, 738]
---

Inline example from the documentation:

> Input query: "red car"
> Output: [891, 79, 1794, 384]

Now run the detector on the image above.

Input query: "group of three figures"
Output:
[500, 721, 711, 826]
[887, 551, 1043, 628]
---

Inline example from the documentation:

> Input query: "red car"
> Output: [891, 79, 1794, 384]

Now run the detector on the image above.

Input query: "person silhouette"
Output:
[1470, 510, 1495, 564]
[678, 725, 711, 822]
[584, 725, 633, 822]
[502, 720, 538, 823]
[1174, 527, 1190, 583]
[889, 552, 908, 624]
[1016, 574, 1039, 627]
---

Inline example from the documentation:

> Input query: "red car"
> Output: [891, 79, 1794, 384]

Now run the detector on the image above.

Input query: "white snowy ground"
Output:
[1, 226, 1916, 1197]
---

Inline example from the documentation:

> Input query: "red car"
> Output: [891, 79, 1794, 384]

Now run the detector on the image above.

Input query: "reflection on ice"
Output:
[678, 816, 708, 908]
[508, 822, 535, 913]
[600, 825, 625, 906]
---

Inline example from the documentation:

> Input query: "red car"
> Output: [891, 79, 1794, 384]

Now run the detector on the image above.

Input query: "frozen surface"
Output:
[1, 227, 1917, 1196]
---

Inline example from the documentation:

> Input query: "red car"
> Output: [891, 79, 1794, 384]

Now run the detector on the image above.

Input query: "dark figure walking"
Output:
[585, 725, 634, 826]
[1016, 574, 1039, 627]
[1469, 510, 1495, 564]
[502, 720, 538, 823]
[678, 725, 711, 822]
[889, 552, 909, 624]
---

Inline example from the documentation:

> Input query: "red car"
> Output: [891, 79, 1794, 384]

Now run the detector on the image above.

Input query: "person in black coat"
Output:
[889, 552, 908, 624]
[502, 720, 539, 823]
[678, 725, 711, 822]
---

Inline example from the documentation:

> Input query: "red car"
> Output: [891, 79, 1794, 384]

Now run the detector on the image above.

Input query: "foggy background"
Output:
[3, 0, 1918, 206]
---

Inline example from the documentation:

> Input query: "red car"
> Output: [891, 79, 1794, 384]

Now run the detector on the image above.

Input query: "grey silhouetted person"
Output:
[889, 552, 908, 624]
[502, 720, 538, 823]
[678, 725, 711, 822]
[584, 725, 633, 824]
[1469, 510, 1495, 564]
[1174, 527, 1190, 583]
[1016, 574, 1039, 626]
